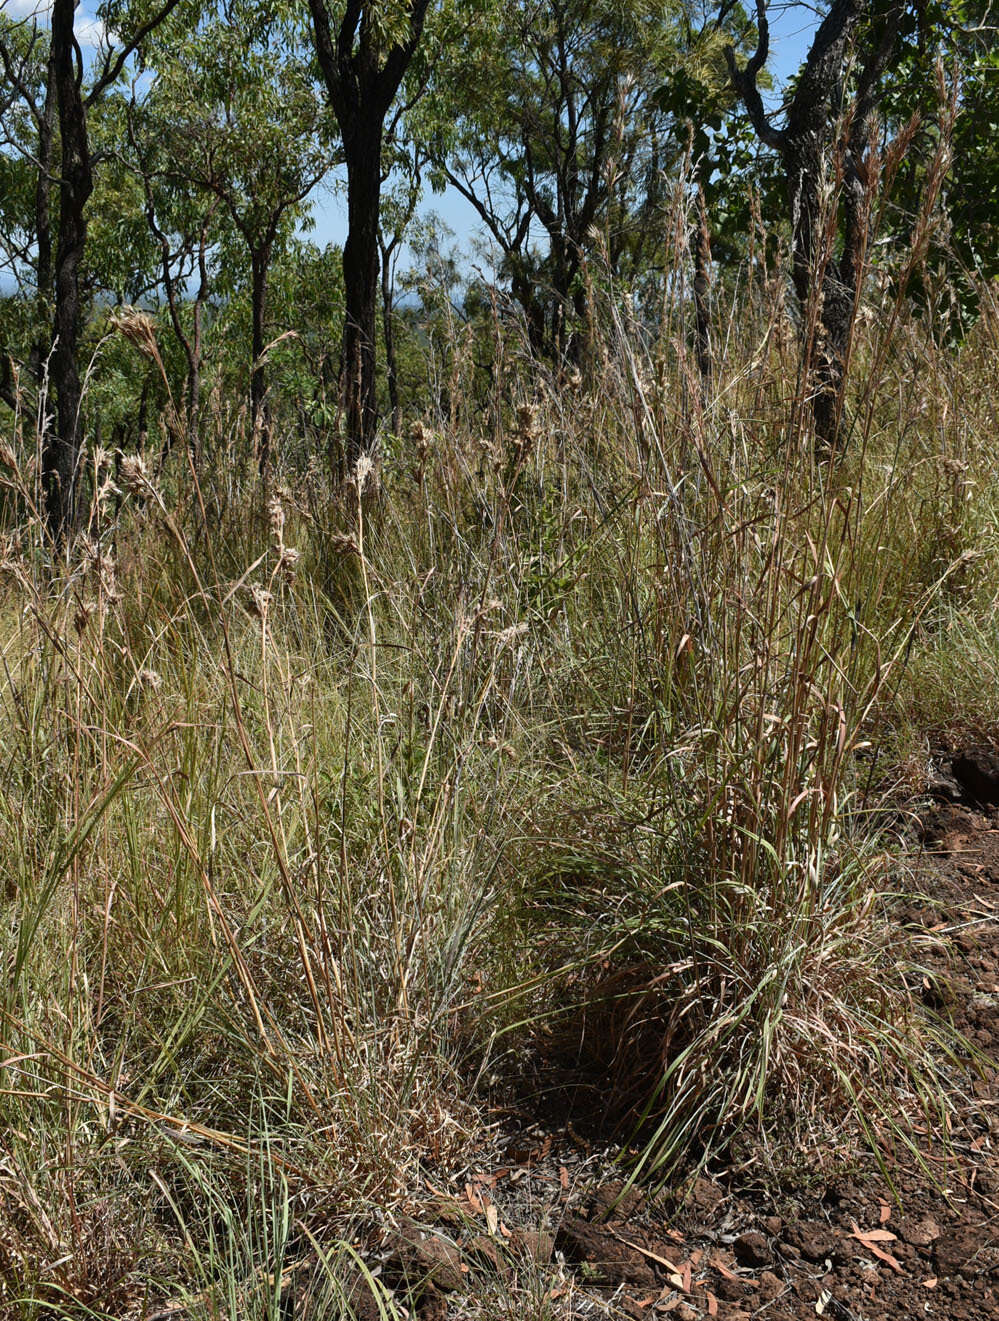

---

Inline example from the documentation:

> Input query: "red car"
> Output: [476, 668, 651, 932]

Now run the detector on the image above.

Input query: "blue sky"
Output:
[306, 2, 822, 254]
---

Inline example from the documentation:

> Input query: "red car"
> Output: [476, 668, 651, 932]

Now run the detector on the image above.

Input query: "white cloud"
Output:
[1, 0, 107, 48]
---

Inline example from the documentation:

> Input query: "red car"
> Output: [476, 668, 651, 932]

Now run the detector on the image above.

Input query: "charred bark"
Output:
[46, 0, 92, 540]
[692, 187, 713, 393]
[307, 0, 431, 469]
[341, 122, 382, 463]
[250, 242, 272, 473]
[379, 229, 402, 435]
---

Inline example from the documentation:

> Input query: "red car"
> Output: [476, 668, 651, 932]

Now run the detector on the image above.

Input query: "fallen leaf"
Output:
[709, 1255, 742, 1283]
[853, 1228, 897, 1242]
[849, 1221, 903, 1274]
[705, 1290, 718, 1316]
[923, 1277, 938, 1289]
[879, 1199, 891, 1225]
[486, 1203, 499, 1235]
[816, 1289, 832, 1315]
[465, 1184, 484, 1215]
[608, 1230, 680, 1273]
[559, 1166, 569, 1190]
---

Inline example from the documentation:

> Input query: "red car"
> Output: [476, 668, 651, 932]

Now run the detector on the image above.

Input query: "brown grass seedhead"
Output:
[109, 306, 159, 359]
[118, 452, 152, 497]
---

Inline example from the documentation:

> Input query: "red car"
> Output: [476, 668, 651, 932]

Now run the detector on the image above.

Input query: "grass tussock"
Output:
[1, 259, 998, 1312]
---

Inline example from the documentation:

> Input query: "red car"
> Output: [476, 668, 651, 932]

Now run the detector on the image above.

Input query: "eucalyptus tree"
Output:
[724, 0, 918, 448]
[425, 0, 742, 361]
[305, 0, 435, 465]
[136, 7, 334, 471]
[0, 0, 189, 540]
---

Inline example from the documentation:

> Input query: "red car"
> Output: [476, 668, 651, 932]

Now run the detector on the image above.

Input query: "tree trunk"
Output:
[342, 125, 382, 468]
[692, 186, 713, 393]
[380, 236, 402, 435]
[726, 0, 904, 453]
[30, 46, 56, 389]
[46, 0, 93, 541]
[250, 242, 271, 474]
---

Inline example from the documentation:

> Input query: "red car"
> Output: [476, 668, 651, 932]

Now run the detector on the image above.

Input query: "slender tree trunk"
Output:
[692, 186, 713, 393]
[511, 268, 548, 358]
[342, 124, 383, 468]
[46, 0, 93, 541]
[380, 235, 401, 435]
[306, 0, 431, 471]
[250, 242, 271, 473]
[30, 47, 56, 388]
[726, 0, 903, 453]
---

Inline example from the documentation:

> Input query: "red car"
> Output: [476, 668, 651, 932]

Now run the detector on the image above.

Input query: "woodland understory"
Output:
[1, 1, 999, 1318]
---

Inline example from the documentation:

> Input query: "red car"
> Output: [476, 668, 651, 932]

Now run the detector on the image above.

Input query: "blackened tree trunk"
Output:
[306, 0, 431, 469]
[31, 46, 56, 389]
[41, 0, 183, 540]
[46, 0, 92, 539]
[342, 123, 382, 460]
[692, 185, 713, 393]
[726, 0, 908, 450]
[250, 241, 273, 473]
[379, 227, 402, 435]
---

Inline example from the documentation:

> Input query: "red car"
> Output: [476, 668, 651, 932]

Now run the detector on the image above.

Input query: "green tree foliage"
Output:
[425, 0, 746, 359]
[133, 5, 333, 467]
[883, 0, 999, 335]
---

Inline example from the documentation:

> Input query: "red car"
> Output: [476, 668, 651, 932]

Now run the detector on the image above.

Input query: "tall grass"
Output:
[0, 240, 996, 1311]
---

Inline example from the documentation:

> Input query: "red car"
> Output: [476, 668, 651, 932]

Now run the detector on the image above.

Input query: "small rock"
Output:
[590, 1179, 645, 1222]
[935, 1225, 983, 1278]
[953, 748, 999, 805]
[465, 1234, 502, 1272]
[511, 1228, 554, 1263]
[898, 1216, 941, 1249]
[763, 1215, 783, 1237]
[688, 1175, 723, 1219]
[756, 1269, 784, 1302]
[733, 1231, 770, 1267]
[786, 1219, 837, 1264]
[556, 1217, 657, 1289]
[389, 1222, 464, 1292]
[714, 1274, 747, 1301]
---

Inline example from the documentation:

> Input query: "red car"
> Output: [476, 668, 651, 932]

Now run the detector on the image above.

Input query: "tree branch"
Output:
[86, 0, 185, 106]
[724, 0, 784, 150]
